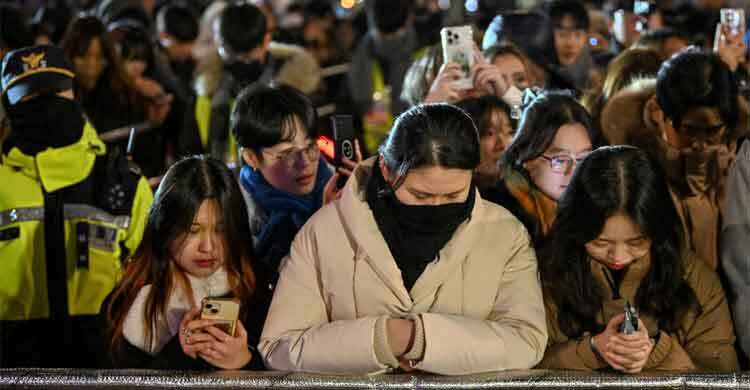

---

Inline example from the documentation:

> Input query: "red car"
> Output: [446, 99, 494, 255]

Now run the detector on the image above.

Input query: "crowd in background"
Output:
[1, 0, 750, 376]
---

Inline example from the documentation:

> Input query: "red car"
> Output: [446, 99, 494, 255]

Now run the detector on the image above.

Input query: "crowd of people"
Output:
[1, 0, 750, 376]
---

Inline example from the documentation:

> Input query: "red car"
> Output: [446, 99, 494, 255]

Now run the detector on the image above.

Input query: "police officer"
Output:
[0, 45, 153, 368]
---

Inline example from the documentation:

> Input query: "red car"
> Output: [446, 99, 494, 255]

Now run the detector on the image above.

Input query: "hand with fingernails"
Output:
[323, 139, 363, 204]
[592, 313, 654, 373]
[178, 307, 253, 369]
[424, 62, 466, 104]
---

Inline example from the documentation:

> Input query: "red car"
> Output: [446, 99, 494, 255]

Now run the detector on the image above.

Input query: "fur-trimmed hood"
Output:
[600, 77, 659, 146]
[601, 77, 750, 147]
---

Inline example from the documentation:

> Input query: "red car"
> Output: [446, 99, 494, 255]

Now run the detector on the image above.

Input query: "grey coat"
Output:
[721, 139, 750, 360]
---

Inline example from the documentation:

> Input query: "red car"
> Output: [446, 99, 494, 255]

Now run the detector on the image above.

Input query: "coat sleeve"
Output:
[414, 227, 548, 375]
[536, 297, 608, 371]
[674, 259, 739, 372]
[258, 222, 386, 374]
[721, 139, 750, 360]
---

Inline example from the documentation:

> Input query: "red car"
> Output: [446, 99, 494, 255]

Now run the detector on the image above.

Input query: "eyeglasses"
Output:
[262, 141, 320, 168]
[541, 153, 589, 173]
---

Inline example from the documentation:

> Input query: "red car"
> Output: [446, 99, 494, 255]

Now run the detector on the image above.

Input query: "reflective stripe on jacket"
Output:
[0, 123, 153, 320]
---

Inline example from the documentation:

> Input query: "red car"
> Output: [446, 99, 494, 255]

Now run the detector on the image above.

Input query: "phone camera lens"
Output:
[210, 308, 219, 314]
[205, 303, 213, 309]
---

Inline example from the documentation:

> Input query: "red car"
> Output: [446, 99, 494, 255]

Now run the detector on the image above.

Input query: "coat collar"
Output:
[589, 254, 651, 301]
[2, 122, 105, 193]
[337, 157, 485, 307]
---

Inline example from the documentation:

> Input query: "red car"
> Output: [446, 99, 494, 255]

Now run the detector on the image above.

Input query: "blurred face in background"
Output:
[554, 15, 587, 66]
[72, 38, 107, 91]
[478, 108, 514, 178]
[492, 53, 530, 90]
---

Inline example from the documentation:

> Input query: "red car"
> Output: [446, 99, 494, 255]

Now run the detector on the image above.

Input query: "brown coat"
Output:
[259, 159, 548, 375]
[600, 78, 748, 269]
[538, 253, 738, 372]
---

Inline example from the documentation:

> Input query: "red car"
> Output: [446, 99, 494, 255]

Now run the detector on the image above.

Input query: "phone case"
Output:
[721, 8, 745, 38]
[441, 25, 474, 90]
[200, 297, 240, 337]
[331, 115, 356, 189]
[618, 301, 639, 335]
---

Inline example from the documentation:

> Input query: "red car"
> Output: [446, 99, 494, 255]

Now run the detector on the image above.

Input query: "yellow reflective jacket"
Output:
[0, 123, 153, 320]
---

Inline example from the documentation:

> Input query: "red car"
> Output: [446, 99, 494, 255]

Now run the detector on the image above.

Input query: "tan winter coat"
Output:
[259, 159, 547, 375]
[538, 253, 738, 372]
[600, 78, 749, 269]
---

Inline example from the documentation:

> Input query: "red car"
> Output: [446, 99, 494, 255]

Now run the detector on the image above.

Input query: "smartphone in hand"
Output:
[331, 115, 356, 189]
[440, 25, 475, 90]
[200, 297, 240, 337]
[721, 8, 746, 38]
[619, 301, 639, 335]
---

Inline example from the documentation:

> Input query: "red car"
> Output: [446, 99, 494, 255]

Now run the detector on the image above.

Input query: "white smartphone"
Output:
[440, 25, 475, 90]
[721, 8, 745, 38]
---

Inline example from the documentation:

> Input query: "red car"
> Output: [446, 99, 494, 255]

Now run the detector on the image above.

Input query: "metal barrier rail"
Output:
[1, 369, 749, 389]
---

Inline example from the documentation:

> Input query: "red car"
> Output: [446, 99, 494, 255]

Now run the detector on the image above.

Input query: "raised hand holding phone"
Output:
[441, 26, 475, 90]
[714, 9, 746, 71]
[322, 115, 362, 205]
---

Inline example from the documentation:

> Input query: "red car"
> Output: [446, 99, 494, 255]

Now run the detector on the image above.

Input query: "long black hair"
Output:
[538, 146, 700, 337]
[105, 155, 256, 356]
[379, 103, 480, 189]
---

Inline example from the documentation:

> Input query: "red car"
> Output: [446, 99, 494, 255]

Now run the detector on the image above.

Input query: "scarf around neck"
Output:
[365, 165, 475, 291]
[504, 168, 558, 239]
[239, 157, 332, 261]
[122, 267, 230, 355]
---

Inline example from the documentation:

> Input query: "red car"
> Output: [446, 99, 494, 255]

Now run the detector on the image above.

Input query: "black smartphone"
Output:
[331, 115, 356, 189]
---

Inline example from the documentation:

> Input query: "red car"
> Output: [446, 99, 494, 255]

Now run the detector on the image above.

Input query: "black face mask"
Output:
[366, 165, 475, 290]
[224, 59, 265, 87]
[384, 187, 473, 235]
[4, 94, 85, 156]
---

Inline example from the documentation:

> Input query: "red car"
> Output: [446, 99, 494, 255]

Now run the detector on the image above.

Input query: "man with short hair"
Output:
[156, 2, 199, 96]
[348, 0, 423, 153]
[547, 0, 594, 91]
[193, 1, 320, 163]
[0, 45, 153, 368]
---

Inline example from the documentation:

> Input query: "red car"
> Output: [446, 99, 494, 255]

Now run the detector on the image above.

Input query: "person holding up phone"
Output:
[103, 156, 266, 370]
[536, 146, 738, 373]
[713, 8, 747, 72]
[423, 39, 510, 105]
[232, 85, 361, 292]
